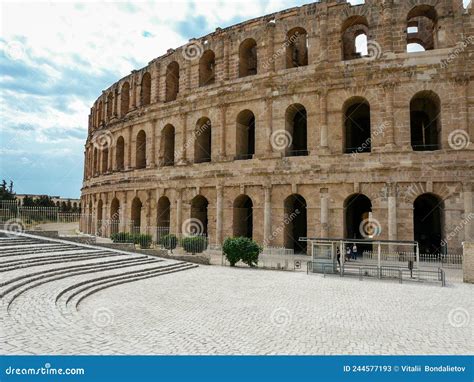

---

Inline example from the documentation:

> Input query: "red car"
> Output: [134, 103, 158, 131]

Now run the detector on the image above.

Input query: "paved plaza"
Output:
[1, 232, 473, 355]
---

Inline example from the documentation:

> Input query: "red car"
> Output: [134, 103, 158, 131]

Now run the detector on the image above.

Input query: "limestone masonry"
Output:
[81, 0, 474, 255]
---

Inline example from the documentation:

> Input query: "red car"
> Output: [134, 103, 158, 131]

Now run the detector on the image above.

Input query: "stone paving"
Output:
[1, 232, 473, 355]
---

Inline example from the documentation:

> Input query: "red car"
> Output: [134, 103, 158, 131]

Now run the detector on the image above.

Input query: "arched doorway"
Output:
[131, 197, 142, 233]
[191, 195, 209, 236]
[165, 61, 179, 102]
[341, 16, 369, 60]
[96, 199, 103, 235]
[235, 110, 255, 160]
[141, 72, 151, 106]
[115, 136, 125, 170]
[162, 124, 175, 166]
[136, 130, 146, 169]
[121, 82, 130, 116]
[233, 195, 253, 238]
[343, 97, 371, 154]
[156, 196, 171, 239]
[344, 194, 373, 255]
[285, 104, 308, 157]
[410, 91, 441, 151]
[239, 38, 257, 77]
[199, 50, 216, 86]
[407, 5, 438, 51]
[286, 27, 308, 68]
[194, 117, 211, 163]
[284, 194, 307, 254]
[414, 194, 444, 255]
[110, 198, 120, 234]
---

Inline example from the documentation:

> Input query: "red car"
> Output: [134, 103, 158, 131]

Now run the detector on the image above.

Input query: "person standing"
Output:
[346, 246, 351, 262]
[352, 243, 358, 260]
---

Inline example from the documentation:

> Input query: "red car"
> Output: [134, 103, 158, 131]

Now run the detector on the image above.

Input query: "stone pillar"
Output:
[320, 188, 329, 238]
[464, 183, 474, 242]
[216, 185, 224, 245]
[462, 242, 474, 284]
[223, 37, 230, 81]
[383, 83, 396, 148]
[265, 97, 273, 156]
[127, 127, 133, 170]
[266, 21, 275, 73]
[455, 77, 470, 141]
[319, 91, 329, 152]
[153, 62, 161, 103]
[318, 12, 328, 62]
[178, 112, 188, 164]
[388, 183, 397, 242]
[263, 186, 272, 247]
[120, 195, 128, 232]
[150, 120, 156, 168]
[176, 189, 183, 236]
[219, 103, 227, 160]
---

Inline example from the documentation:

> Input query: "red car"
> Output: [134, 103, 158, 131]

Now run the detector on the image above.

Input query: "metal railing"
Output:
[362, 250, 462, 268]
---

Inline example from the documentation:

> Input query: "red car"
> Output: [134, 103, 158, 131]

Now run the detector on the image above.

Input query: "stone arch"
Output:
[414, 193, 444, 254]
[286, 27, 308, 68]
[344, 193, 373, 240]
[157, 196, 171, 232]
[284, 194, 307, 254]
[341, 16, 369, 60]
[190, 195, 209, 236]
[97, 199, 103, 235]
[110, 197, 120, 234]
[199, 50, 216, 86]
[121, 82, 130, 116]
[101, 144, 109, 174]
[106, 92, 113, 119]
[233, 194, 253, 238]
[136, 130, 147, 169]
[97, 101, 103, 124]
[343, 96, 371, 154]
[410, 90, 441, 151]
[131, 197, 142, 232]
[407, 5, 438, 51]
[239, 38, 257, 77]
[141, 72, 151, 106]
[93, 147, 98, 175]
[285, 103, 308, 157]
[162, 124, 175, 166]
[235, 109, 255, 160]
[115, 136, 125, 170]
[194, 117, 212, 163]
[165, 61, 180, 102]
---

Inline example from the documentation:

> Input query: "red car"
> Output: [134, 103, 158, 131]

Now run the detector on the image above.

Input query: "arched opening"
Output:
[286, 27, 308, 68]
[342, 16, 369, 60]
[233, 195, 253, 239]
[414, 194, 444, 255]
[165, 61, 180, 102]
[93, 148, 98, 175]
[235, 110, 255, 160]
[156, 196, 171, 235]
[87, 201, 93, 234]
[199, 50, 216, 86]
[106, 93, 113, 119]
[284, 194, 307, 254]
[285, 104, 308, 157]
[194, 117, 211, 163]
[97, 101, 103, 125]
[344, 193, 373, 255]
[410, 91, 441, 151]
[136, 130, 146, 169]
[191, 195, 209, 236]
[97, 199, 103, 235]
[110, 197, 120, 234]
[162, 124, 175, 166]
[343, 97, 371, 154]
[101, 144, 109, 174]
[407, 5, 437, 52]
[239, 38, 257, 77]
[131, 197, 142, 233]
[115, 136, 125, 170]
[121, 82, 130, 116]
[141, 72, 151, 106]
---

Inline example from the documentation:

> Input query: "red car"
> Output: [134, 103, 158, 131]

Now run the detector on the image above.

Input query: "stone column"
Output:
[178, 112, 188, 164]
[318, 12, 328, 62]
[120, 194, 128, 232]
[388, 183, 397, 242]
[319, 91, 329, 152]
[265, 97, 273, 156]
[127, 127, 133, 170]
[216, 185, 224, 245]
[320, 188, 329, 238]
[383, 82, 396, 148]
[263, 186, 272, 247]
[266, 21, 275, 73]
[176, 189, 183, 236]
[153, 62, 161, 103]
[455, 77, 470, 141]
[219, 103, 227, 160]
[464, 183, 474, 242]
[150, 120, 156, 168]
[223, 37, 230, 81]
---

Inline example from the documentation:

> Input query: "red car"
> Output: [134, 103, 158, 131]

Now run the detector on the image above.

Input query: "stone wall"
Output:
[463, 242, 474, 283]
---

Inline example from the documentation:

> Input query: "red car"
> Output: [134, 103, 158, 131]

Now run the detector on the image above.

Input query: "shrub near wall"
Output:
[111, 232, 152, 249]
[159, 234, 178, 252]
[181, 236, 208, 254]
[223, 237, 262, 267]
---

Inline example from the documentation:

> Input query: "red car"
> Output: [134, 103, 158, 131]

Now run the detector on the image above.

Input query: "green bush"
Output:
[223, 237, 262, 267]
[159, 234, 178, 251]
[110, 232, 152, 248]
[180, 236, 208, 254]
[136, 234, 152, 249]
[111, 232, 133, 243]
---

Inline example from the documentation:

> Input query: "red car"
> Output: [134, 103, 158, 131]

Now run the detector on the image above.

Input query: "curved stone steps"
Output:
[71, 263, 198, 310]
[0, 251, 116, 271]
[0, 244, 78, 256]
[4, 257, 162, 310]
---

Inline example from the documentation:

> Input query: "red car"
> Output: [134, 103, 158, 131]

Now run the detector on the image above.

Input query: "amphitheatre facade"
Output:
[80, 0, 474, 255]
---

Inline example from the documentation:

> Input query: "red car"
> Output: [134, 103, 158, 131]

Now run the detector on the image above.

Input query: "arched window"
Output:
[136, 130, 147, 169]
[93, 148, 98, 175]
[115, 136, 125, 170]
[407, 5, 438, 52]
[410, 91, 441, 151]
[106, 92, 113, 119]
[131, 197, 142, 233]
[285, 104, 308, 156]
[191, 195, 209, 236]
[343, 97, 371, 154]
[165, 61, 180, 102]
[97, 101, 103, 125]
[110, 198, 120, 234]
[199, 50, 216, 86]
[341, 16, 369, 60]
[121, 82, 130, 116]
[414, 193, 444, 254]
[235, 110, 255, 160]
[157, 196, 171, 238]
[284, 194, 307, 254]
[162, 124, 175, 166]
[101, 144, 109, 174]
[239, 38, 257, 77]
[194, 117, 211, 163]
[286, 27, 308, 68]
[233, 195, 253, 238]
[141, 72, 151, 106]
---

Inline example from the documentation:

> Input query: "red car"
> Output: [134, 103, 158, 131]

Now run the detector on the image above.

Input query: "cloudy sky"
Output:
[0, 0, 469, 198]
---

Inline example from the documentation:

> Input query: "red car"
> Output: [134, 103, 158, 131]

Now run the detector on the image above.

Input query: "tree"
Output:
[22, 195, 35, 207]
[34, 195, 55, 207]
[223, 237, 262, 267]
[0, 179, 16, 201]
